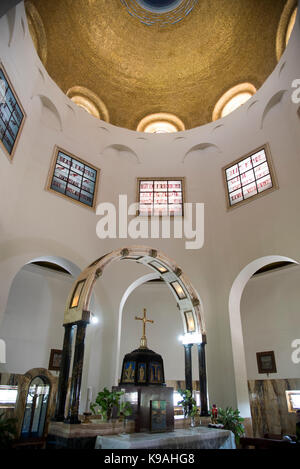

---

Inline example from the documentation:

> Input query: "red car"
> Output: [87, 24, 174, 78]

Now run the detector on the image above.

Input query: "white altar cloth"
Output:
[95, 427, 236, 449]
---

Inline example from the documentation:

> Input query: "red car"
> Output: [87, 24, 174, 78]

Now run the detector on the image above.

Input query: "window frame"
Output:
[286, 390, 300, 413]
[222, 143, 278, 210]
[0, 62, 26, 162]
[136, 176, 185, 217]
[45, 146, 100, 211]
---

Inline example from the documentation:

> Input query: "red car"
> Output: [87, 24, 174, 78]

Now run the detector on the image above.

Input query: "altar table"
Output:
[95, 427, 236, 449]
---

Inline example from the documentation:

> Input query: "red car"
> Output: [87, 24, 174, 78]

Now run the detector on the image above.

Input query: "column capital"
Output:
[183, 343, 193, 349]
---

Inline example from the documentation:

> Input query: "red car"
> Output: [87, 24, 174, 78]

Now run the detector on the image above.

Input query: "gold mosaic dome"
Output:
[26, 0, 296, 130]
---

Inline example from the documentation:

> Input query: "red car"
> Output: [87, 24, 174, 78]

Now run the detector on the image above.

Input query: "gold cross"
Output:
[135, 308, 154, 349]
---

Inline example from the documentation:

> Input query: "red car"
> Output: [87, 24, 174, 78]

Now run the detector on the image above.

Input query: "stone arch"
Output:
[64, 245, 206, 340]
[229, 255, 298, 418]
[59, 246, 208, 423]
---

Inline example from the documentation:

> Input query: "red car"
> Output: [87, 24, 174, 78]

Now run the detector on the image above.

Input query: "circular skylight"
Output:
[137, 0, 183, 13]
[121, 0, 197, 26]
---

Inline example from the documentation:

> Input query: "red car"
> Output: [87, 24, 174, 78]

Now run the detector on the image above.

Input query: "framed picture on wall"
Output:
[256, 351, 277, 374]
[49, 349, 62, 371]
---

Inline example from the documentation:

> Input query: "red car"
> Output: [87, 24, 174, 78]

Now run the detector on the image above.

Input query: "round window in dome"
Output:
[66, 86, 109, 122]
[137, 113, 185, 133]
[285, 6, 297, 46]
[212, 83, 257, 121]
[276, 0, 298, 60]
[137, 0, 182, 12]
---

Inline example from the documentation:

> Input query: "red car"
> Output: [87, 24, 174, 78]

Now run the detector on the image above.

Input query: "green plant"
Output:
[177, 389, 196, 418]
[0, 412, 17, 449]
[190, 404, 199, 418]
[90, 388, 125, 421]
[216, 407, 245, 444]
[119, 401, 132, 420]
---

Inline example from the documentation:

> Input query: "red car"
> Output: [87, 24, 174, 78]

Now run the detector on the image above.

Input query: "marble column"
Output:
[54, 323, 74, 422]
[184, 343, 193, 393]
[198, 341, 209, 416]
[65, 321, 88, 424]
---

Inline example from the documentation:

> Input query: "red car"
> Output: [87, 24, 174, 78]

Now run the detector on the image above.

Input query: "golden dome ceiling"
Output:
[26, 0, 292, 131]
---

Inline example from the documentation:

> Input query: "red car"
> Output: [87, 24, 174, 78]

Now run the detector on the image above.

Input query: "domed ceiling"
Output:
[26, 0, 290, 131]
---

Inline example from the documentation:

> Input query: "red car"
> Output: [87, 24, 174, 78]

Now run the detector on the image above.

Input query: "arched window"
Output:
[212, 83, 256, 121]
[137, 113, 185, 133]
[21, 376, 50, 440]
[66, 86, 109, 122]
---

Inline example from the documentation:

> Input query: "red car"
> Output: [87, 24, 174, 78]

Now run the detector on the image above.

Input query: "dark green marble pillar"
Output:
[198, 340, 209, 416]
[65, 321, 88, 424]
[54, 323, 74, 422]
[184, 343, 193, 393]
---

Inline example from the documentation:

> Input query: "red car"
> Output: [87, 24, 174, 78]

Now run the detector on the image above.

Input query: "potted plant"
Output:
[90, 387, 125, 422]
[0, 412, 17, 449]
[119, 401, 133, 434]
[190, 404, 199, 427]
[177, 389, 196, 419]
[215, 407, 245, 445]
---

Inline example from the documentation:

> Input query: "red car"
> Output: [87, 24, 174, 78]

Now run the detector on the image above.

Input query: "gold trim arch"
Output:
[64, 245, 206, 340]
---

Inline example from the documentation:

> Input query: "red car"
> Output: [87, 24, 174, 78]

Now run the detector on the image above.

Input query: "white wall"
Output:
[241, 264, 300, 380]
[0, 2, 299, 415]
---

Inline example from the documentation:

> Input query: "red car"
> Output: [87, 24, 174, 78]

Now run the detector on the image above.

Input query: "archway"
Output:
[0, 255, 81, 374]
[63, 245, 205, 336]
[56, 245, 209, 423]
[229, 255, 298, 418]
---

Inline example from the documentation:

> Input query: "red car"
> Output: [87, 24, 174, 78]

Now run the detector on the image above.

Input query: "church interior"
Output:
[0, 0, 300, 450]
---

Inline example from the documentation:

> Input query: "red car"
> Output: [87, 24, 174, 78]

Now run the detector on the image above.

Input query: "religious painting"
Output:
[150, 400, 167, 433]
[137, 363, 146, 383]
[122, 361, 136, 383]
[170, 281, 187, 300]
[184, 310, 196, 333]
[46, 146, 100, 210]
[223, 144, 278, 209]
[69, 280, 85, 309]
[256, 351, 277, 374]
[48, 349, 62, 371]
[149, 362, 162, 384]
[0, 64, 26, 160]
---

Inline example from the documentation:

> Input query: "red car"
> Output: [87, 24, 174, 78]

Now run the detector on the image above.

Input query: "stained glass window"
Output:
[0, 65, 25, 159]
[47, 147, 100, 209]
[224, 146, 276, 208]
[138, 178, 184, 216]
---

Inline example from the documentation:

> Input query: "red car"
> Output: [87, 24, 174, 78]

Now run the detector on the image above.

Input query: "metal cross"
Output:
[135, 308, 154, 348]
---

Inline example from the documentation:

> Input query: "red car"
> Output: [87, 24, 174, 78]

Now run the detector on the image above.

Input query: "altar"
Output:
[95, 427, 236, 450]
